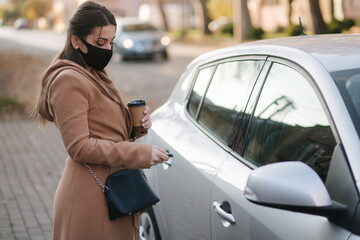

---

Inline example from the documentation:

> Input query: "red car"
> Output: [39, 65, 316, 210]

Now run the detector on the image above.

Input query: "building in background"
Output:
[52, 0, 149, 32]
[138, 1, 196, 30]
[51, 0, 195, 32]
[248, 0, 360, 33]
[3, 0, 358, 34]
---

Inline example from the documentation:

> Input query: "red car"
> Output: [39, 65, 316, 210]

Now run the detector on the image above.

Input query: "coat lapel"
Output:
[89, 68, 122, 105]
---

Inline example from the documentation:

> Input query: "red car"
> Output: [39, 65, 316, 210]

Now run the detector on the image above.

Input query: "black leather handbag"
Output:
[83, 163, 160, 220]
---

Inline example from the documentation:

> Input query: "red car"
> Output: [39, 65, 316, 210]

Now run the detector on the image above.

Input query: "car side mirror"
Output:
[244, 162, 346, 219]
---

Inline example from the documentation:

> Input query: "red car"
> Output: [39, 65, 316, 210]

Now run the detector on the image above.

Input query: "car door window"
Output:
[244, 63, 336, 182]
[197, 60, 264, 145]
[332, 69, 360, 136]
[188, 66, 215, 118]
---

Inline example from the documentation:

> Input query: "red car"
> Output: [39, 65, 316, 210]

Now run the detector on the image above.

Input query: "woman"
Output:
[34, 1, 169, 239]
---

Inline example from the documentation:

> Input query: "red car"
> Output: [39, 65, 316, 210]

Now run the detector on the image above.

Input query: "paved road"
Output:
[0, 26, 228, 110]
[0, 121, 66, 240]
[0, 27, 232, 239]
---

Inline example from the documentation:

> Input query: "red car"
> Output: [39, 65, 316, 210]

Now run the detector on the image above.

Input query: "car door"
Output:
[211, 60, 357, 239]
[152, 58, 265, 240]
[150, 65, 227, 240]
[209, 60, 271, 240]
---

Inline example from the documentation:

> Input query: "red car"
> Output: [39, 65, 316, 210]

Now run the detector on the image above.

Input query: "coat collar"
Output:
[48, 59, 122, 106]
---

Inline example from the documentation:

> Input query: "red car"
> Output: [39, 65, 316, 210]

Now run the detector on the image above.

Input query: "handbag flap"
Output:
[105, 169, 159, 220]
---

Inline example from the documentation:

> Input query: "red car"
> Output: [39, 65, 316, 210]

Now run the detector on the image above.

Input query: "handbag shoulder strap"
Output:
[82, 163, 109, 192]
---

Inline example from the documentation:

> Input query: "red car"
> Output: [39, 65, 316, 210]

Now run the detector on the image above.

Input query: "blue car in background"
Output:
[114, 18, 170, 61]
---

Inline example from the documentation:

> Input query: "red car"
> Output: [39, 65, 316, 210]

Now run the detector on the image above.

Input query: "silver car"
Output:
[114, 18, 170, 61]
[139, 34, 360, 240]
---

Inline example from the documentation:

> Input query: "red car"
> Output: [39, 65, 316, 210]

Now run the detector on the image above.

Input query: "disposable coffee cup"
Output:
[127, 99, 146, 127]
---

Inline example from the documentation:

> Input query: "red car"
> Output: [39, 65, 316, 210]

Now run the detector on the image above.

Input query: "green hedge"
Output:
[0, 97, 24, 114]
[327, 18, 355, 33]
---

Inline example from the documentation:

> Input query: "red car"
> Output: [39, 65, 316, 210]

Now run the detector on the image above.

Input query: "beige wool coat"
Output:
[43, 59, 153, 240]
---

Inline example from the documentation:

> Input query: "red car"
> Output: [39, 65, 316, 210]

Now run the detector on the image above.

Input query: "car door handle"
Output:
[213, 201, 236, 225]
[162, 158, 172, 170]
[163, 160, 172, 167]
[162, 150, 173, 169]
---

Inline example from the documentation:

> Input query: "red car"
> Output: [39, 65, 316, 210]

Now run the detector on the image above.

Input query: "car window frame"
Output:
[187, 64, 218, 119]
[185, 55, 267, 156]
[238, 57, 342, 170]
[185, 55, 342, 172]
[266, 57, 341, 144]
[230, 60, 272, 167]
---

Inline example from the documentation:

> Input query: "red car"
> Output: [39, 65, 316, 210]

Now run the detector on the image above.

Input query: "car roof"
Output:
[192, 34, 360, 73]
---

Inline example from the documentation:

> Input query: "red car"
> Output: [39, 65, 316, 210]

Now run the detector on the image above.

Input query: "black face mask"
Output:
[79, 39, 113, 70]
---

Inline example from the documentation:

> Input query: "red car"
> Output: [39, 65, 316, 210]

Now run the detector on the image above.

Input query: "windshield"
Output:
[122, 23, 157, 32]
[332, 68, 360, 135]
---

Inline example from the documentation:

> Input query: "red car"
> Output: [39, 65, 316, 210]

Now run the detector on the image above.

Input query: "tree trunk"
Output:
[199, 0, 211, 35]
[288, 0, 293, 25]
[157, 0, 169, 31]
[189, 0, 211, 35]
[233, 0, 252, 42]
[336, 0, 345, 20]
[308, 0, 328, 34]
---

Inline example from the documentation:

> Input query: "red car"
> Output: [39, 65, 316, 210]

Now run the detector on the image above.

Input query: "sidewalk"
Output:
[0, 119, 67, 240]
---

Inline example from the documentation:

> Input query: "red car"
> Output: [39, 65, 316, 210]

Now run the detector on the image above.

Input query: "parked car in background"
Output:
[138, 34, 360, 240]
[114, 18, 170, 61]
[14, 18, 32, 29]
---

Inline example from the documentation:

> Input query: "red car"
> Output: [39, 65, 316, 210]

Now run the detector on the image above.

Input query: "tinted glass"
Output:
[198, 60, 263, 145]
[188, 66, 215, 118]
[332, 68, 360, 137]
[244, 63, 336, 182]
[346, 74, 360, 116]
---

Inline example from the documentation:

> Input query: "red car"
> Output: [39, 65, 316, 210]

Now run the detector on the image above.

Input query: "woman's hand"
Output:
[151, 145, 169, 166]
[141, 106, 151, 129]
[133, 106, 151, 138]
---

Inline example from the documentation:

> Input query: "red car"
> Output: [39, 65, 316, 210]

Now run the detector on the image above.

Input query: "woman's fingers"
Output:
[144, 106, 150, 114]
[141, 107, 152, 129]
[151, 145, 169, 166]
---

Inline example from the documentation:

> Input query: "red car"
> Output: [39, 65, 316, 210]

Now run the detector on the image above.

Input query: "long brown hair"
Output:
[58, 1, 116, 67]
[33, 1, 117, 126]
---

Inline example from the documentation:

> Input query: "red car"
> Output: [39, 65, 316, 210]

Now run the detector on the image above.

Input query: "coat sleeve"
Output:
[49, 70, 153, 169]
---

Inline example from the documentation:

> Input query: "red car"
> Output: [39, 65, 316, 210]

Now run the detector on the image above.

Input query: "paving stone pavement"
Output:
[0, 120, 67, 240]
